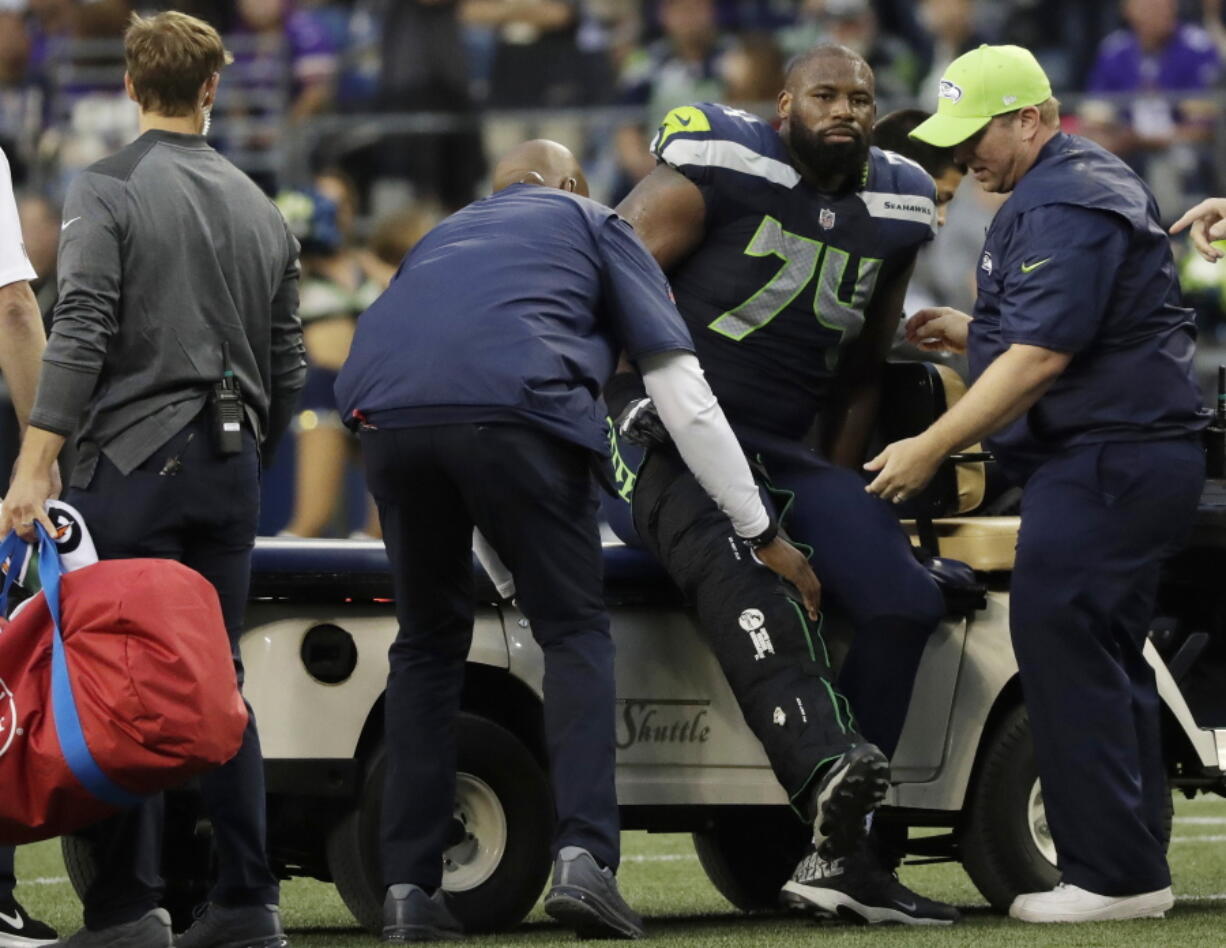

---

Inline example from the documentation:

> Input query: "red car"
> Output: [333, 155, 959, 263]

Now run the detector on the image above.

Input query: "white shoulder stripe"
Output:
[660, 137, 800, 189]
[859, 191, 937, 233]
[880, 148, 928, 176]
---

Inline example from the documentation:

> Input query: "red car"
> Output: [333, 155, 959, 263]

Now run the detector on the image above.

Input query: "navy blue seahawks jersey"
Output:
[650, 102, 937, 439]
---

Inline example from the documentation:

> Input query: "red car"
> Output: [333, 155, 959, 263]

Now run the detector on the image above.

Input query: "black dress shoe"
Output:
[175, 903, 288, 948]
[543, 847, 645, 940]
[382, 886, 462, 943]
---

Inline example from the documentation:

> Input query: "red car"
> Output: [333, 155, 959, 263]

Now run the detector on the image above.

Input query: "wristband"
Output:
[742, 521, 778, 550]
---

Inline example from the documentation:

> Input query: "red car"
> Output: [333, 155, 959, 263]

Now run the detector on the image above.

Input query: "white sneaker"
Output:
[1009, 883, 1174, 923]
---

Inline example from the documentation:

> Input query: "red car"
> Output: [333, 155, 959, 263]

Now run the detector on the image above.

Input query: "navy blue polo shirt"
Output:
[969, 133, 1207, 483]
[334, 185, 693, 454]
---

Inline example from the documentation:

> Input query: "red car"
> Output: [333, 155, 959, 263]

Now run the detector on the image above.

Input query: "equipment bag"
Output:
[0, 525, 247, 843]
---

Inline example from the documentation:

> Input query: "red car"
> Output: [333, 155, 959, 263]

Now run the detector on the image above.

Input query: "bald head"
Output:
[491, 140, 589, 197]
[784, 43, 872, 94]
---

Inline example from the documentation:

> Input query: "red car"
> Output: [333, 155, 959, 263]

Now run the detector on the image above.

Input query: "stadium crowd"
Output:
[0, 0, 1220, 205]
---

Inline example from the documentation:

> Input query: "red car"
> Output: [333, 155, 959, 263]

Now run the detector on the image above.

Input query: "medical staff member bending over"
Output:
[865, 45, 1208, 923]
[334, 140, 818, 942]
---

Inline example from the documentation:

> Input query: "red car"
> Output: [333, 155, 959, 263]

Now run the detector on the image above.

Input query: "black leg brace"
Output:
[633, 446, 861, 812]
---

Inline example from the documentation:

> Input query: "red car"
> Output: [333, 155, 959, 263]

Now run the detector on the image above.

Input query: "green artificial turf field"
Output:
[15, 794, 1226, 946]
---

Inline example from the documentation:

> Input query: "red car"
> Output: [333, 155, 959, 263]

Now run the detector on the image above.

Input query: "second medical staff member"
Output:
[336, 139, 819, 942]
[864, 45, 1207, 923]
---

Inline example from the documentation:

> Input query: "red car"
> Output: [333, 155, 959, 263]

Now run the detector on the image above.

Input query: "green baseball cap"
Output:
[910, 45, 1052, 148]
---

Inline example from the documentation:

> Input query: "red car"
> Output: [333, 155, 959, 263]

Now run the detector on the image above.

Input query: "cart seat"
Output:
[877, 361, 1020, 572]
[249, 536, 680, 605]
[904, 516, 1020, 572]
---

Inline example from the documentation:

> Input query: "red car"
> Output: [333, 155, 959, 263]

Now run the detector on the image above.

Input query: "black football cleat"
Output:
[807, 743, 890, 861]
[782, 844, 960, 926]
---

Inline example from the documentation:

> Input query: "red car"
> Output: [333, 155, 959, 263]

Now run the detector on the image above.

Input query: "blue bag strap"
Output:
[0, 531, 30, 617]
[38, 523, 144, 808]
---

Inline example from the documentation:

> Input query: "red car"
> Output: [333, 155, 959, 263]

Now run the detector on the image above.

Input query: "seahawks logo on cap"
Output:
[939, 79, 964, 103]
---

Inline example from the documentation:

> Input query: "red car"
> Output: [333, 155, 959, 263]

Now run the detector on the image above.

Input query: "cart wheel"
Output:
[326, 712, 553, 933]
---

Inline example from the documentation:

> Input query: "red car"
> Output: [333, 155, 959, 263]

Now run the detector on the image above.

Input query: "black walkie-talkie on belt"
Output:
[210, 343, 244, 456]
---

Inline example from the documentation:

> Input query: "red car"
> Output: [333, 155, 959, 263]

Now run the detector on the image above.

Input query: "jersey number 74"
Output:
[709, 215, 883, 372]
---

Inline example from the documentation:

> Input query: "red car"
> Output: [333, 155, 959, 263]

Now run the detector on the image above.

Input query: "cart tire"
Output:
[326, 712, 553, 934]
[692, 808, 810, 911]
[958, 703, 1172, 912]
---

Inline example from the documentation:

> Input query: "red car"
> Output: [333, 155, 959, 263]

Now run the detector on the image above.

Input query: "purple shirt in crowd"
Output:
[1087, 22, 1220, 94]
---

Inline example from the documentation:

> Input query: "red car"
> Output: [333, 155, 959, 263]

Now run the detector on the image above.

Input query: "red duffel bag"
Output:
[0, 526, 248, 843]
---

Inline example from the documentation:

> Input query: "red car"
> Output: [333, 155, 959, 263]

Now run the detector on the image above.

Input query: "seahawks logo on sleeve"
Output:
[650, 102, 801, 191]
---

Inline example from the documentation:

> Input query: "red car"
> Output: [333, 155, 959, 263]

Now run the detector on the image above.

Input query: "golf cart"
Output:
[61, 362, 1226, 933]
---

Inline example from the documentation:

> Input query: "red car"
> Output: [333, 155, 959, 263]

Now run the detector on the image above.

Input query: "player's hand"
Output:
[0, 468, 57, 542]
[754, 536, 821, 620]
[906, 307, 972, 353]
[616, 396, 671, 448]
[863, 436, 944, 505]
[1170, 197, 1226, 262]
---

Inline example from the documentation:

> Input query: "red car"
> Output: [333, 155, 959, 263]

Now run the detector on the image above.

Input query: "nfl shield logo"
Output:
[819, 208, 836, 230]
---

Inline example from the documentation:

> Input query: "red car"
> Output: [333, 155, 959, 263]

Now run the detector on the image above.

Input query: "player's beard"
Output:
[786, 124, 869, 189]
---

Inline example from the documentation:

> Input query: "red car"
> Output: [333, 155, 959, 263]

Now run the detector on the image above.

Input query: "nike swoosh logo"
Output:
[893, 900, 917, 912]
[1020, 257, 1052, 273]
[0, 909, 23, 929]
[61, 217, 81, 232]
[676, 115, 692, 126]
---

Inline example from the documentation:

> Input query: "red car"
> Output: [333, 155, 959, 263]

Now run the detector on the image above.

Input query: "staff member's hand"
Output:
[755, 537, 821, 619]
[1170, 197, 1226, 262]
[0, 466, 57, 541]
[906, 307, 972, 353]
[863, 435, 945, 505]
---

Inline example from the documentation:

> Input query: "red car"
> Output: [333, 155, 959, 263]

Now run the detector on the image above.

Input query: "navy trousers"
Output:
[66, 414, 278, 928]
[1011, 439, 1204, 896]
[734, 427, 946, 759]
[361, 423, 620, 889]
